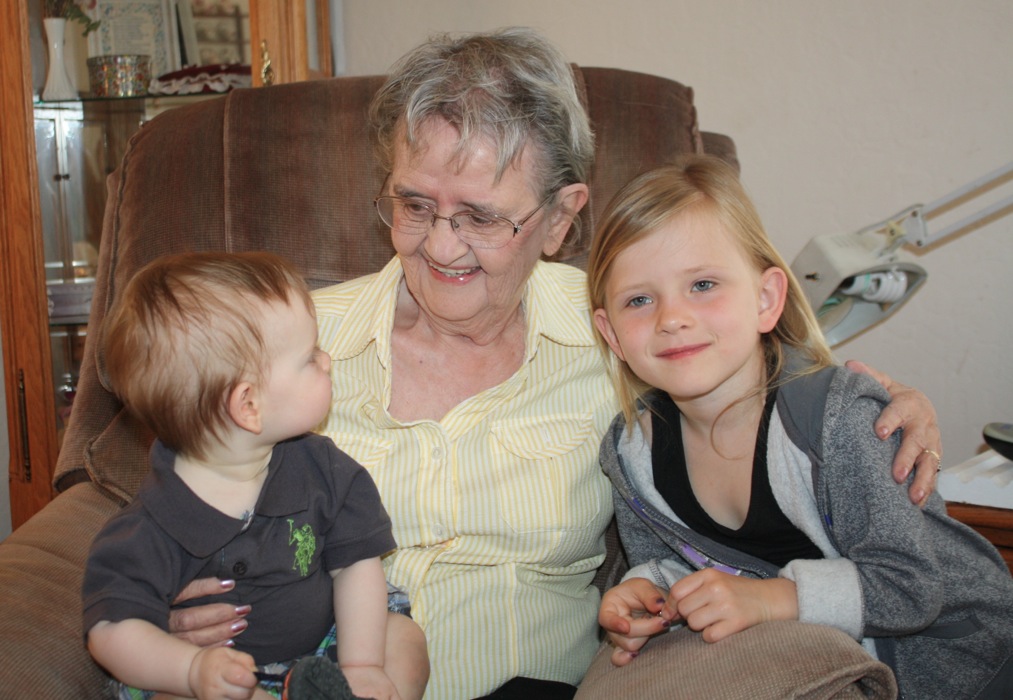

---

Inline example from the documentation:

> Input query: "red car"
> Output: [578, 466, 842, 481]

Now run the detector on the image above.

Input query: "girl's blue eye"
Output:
[628, 295, 652, 308]
[692, 280, 716, 292]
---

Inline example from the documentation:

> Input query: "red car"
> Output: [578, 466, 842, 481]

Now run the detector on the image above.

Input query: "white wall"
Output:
[341, 0, 1012, 465]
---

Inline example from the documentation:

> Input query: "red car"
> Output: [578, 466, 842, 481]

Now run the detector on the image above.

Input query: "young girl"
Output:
[587, 156, 1013, 699]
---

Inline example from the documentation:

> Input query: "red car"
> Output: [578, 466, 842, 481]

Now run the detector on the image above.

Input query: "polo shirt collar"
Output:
[141, 439, 312, 558]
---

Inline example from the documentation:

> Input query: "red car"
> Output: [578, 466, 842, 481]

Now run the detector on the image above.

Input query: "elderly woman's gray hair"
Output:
[369, 27, 595, 201]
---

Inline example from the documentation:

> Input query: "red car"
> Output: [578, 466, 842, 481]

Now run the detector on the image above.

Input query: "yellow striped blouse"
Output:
[313, 258, 617, 699]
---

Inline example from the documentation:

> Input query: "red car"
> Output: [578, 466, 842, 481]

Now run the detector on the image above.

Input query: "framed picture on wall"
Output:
[87, 0, 181, 78]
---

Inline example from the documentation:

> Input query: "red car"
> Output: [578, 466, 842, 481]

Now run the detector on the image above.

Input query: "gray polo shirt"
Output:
[82, 433, 395, 665]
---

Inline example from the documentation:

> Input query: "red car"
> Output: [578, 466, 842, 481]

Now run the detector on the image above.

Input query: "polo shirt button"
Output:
[232, 561, 248, 576]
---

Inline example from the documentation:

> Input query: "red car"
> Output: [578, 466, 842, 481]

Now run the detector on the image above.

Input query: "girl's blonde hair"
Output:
[587, 155, 833, 427]
[102, 252, 313, 460]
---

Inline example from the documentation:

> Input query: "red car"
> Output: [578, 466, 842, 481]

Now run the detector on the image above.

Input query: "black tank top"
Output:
[651, 390, 823, 568]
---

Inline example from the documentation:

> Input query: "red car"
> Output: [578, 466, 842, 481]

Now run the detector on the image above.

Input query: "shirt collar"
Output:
[523, 261, 597, 354]
[141, 439, 312, 558]
[327, 257, 402, 368]
[326, 258, 595, 367]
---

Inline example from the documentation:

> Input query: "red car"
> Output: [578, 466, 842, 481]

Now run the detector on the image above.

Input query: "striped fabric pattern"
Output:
[314, 259, 618, 699]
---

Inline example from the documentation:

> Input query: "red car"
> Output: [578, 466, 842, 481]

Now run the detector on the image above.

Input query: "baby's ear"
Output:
[228, 382, 263, 435]
[758, 267, 788, 333]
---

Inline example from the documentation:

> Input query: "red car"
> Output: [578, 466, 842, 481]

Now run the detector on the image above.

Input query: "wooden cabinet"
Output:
[1, 0, 57, 529]
[1, 0, 334, 529]
[249, 0, 332, 86]
[946, 502, 1013, 575]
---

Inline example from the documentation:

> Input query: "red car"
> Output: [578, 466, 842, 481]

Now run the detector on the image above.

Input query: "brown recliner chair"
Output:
[0, 66, 724, 698]
[0, 69, 883, 699]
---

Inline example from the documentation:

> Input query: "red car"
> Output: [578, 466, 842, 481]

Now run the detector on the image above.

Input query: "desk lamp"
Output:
[791, 161, 1013, 347]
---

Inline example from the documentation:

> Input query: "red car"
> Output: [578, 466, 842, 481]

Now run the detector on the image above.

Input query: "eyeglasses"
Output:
[374, 192, 556, 249]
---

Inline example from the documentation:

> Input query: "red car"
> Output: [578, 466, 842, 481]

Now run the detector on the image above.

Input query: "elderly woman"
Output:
[173, 28, 942, 700]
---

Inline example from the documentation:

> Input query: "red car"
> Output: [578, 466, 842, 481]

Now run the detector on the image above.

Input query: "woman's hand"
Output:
[169, 578, 250, 648]
[598, 578, 673, 666]
[666, 569, 798, 643]
[846, 360, 942, 506]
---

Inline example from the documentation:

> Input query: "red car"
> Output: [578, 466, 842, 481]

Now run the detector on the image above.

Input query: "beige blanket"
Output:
[576, 620, 897, 700]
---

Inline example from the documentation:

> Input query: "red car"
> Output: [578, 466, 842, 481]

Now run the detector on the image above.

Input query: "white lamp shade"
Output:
[791, 231, 927, 346]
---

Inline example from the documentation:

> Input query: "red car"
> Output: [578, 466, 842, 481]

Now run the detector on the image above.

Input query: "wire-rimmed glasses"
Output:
[374, 192, 556, 249]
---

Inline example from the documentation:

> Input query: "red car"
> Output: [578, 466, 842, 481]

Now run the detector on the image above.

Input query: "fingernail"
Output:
[231, 619, 249, 634]
[235, 605, 252, 616]
[220, 579, 236, 590]
[224, 639, 236, 648]
[629, 652, 639, 658]
[655, 598, 665, 605]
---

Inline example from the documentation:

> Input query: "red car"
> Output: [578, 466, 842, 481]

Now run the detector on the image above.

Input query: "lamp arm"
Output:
[910, 161, 1013, 247]
[791, 159, 1012, 346]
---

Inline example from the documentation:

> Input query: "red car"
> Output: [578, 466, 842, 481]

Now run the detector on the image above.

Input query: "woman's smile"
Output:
[425, 257, 481, 282]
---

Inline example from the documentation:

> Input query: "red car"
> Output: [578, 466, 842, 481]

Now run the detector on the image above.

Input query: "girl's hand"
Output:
[667, 569, 797, 643]
[170, 578, 251, 648]
[599, 578, 674, 666]
[188, 646, 258, 699]
[845, 360, 942, 506]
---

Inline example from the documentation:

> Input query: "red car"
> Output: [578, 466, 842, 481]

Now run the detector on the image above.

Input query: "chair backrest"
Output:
[55, 67, 734, 502]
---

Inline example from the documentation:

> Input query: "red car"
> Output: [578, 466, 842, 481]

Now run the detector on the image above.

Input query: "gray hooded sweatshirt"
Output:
[600, 355, 1013, 699]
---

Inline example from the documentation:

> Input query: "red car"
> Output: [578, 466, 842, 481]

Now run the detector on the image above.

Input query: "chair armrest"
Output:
[0, 482, 122, 698]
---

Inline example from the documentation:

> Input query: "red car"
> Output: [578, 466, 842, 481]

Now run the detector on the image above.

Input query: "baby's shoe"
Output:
[282, 656, 367, 700]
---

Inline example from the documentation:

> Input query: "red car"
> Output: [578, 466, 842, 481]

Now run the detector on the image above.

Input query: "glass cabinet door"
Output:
[34, 105, 106, 284]
[34, 104, 127, 444]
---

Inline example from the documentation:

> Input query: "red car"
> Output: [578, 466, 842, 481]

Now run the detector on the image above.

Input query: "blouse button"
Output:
[232, 561, 248, 576]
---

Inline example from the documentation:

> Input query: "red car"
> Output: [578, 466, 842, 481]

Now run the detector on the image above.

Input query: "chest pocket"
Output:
[489, 414, 606, 534]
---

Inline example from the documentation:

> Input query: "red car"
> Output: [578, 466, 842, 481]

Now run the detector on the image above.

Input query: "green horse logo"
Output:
[287, 519, 316, 577]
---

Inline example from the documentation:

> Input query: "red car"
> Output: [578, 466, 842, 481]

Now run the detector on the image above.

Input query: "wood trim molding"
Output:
[1, 0, 58, 528]
[249, 0, 332, 87]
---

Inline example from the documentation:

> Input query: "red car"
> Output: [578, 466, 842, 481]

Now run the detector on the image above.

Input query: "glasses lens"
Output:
[375, 197, 517, 248]
[454, 213, 513, 248]
[377, 198, 429, 234]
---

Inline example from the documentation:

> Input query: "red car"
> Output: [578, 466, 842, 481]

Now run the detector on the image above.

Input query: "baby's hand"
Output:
[666, 568, 798, 643]
[343, 664, 400, 700]
[599, 578, 674, 666]
[188, 646, 258, 699]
